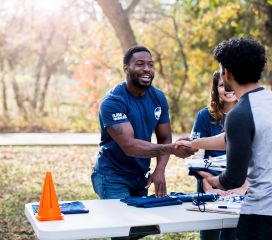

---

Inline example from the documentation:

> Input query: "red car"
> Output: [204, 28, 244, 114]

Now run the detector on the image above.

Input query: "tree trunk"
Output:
[264, 3, 272, 90]
[1, 73, 7, 114]
[39, 73, 51, 113]
[95, 0, 138, 53]
[11, 73, 27, 118]
[8, 61, 27, 117]
[265, 4, 272, 43]
[32, 28, 55, 109]
[0, 61, 7, 115]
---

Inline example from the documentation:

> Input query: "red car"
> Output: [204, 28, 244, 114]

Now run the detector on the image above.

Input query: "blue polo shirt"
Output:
[95, 81, 170, 179]
[190, 107, 226, 159]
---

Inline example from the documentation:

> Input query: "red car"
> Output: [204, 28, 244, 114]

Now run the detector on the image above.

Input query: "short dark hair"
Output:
[213, 37, 267, 84]
[123, 45, 152, 65]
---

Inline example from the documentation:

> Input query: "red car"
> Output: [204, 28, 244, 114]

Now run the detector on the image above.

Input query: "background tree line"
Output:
[0, 0, 271, 133]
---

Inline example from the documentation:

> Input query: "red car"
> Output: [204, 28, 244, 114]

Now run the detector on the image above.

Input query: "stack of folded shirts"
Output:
[120, 195, 182, 208]
[184, 155, 226, 172]
[32, 201, 89, 215]
[170, 192, 218, 202]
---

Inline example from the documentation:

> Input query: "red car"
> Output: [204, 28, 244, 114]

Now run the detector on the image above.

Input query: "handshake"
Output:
[172, 138, 198, 159]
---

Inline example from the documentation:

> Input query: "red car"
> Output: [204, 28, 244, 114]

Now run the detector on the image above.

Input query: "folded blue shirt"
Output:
[142, 199, 183, 208]
[120, 195, 182, 208]
[170, 192, 218, 202]
[32, 201, 89, 215]
[188, 166, 220, 180]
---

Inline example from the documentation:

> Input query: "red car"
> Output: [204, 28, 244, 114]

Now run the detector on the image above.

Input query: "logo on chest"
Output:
[154, 107, 161, 120]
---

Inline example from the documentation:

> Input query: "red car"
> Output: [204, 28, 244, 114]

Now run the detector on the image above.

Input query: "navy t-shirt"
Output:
[95, 81, 170, 179]
[190, 107, 226, 159]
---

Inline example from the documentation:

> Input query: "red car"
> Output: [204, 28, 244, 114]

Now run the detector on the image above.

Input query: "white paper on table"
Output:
[192, 204, 240, 214]
[212, 155, 226, 162]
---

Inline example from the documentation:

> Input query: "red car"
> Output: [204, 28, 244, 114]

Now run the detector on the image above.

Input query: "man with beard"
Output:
[91, 46, 196, 202]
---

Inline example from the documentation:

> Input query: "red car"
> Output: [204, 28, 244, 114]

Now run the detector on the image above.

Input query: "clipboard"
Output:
[186, 207, 239, 215]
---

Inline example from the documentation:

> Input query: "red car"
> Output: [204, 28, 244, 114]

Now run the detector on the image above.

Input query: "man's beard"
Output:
[129, 70, 154, 90]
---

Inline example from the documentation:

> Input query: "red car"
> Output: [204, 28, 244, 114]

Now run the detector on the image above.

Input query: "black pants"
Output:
[236, 214, 272, 240]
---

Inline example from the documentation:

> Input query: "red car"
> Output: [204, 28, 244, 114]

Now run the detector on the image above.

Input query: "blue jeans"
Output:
[91, 171, 149, 199]
[197, 182, 237, 240]
[236, 214, 272, 240]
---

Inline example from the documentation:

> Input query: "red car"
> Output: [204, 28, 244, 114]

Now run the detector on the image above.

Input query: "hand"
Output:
[226, 187, 247, 196]
[172, 138, 198, 158]
[173, 145, 198, 158]
[145, 169, 167, 198]
[205, 188, 232, 197]
[175, 138, 193, 149]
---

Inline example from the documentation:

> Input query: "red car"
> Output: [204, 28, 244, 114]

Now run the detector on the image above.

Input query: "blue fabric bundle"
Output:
[170, 192, 218, 202]
[188, 166, 220, 180]
[32, 201, 89, 215]
[120, 195, 182, 208]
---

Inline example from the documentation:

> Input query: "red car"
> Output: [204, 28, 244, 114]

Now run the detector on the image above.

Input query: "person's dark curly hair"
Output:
[214, 37, 267, 84]
[123, 45, 152, 65]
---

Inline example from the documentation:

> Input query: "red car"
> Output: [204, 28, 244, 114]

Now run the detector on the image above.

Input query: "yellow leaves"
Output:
[231, 21, 238, 27]
[202, 15, 211, 24]
[208, 42, 213, 47]
[199, 1, 206, 8]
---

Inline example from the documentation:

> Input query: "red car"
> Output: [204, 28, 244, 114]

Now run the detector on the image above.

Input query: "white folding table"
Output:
[25, 200, 239, 240]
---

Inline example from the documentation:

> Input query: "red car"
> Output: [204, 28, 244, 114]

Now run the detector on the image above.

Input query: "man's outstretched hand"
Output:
[145, 169, 167, 198]
[172, 138, 198, 158]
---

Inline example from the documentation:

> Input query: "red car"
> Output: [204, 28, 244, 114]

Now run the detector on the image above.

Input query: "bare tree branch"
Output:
[95, 0, 137, 53]
[125, 0, 141, 16]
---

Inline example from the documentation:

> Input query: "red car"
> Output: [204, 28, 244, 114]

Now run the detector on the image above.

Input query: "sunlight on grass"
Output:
[0, 146, 199, 240]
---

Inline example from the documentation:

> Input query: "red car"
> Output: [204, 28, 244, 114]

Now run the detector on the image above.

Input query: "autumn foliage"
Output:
[72, 46, 109, 116]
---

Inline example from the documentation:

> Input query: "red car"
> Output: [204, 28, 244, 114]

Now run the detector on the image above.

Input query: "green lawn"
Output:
[0, 146, 199, 240]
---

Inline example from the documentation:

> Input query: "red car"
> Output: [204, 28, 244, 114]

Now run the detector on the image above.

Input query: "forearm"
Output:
[201, 179, 213, 192]
[206, 175, 224, 189]
[123, 139, 174, 158]
[242, 180, 248, 190]
[192, 133, 226, 150]
[155, 155, 169, 171]
[155, 133, 172, 172]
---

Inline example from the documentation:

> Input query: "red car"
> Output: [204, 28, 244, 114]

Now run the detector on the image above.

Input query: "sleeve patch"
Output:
[112, 113, 127, 121]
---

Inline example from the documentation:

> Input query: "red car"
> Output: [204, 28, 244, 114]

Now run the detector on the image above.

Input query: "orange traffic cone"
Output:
[35, 172, 64, 221]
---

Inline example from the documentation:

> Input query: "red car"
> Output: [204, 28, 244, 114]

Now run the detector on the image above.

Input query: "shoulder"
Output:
[149, 86, 167, 101]
[196, 107, 212, 120]
[228, 96, 251, 120]
[100, 82, 127, 110]
[104, 82, 126, 98]
[226, 96, 253, 129]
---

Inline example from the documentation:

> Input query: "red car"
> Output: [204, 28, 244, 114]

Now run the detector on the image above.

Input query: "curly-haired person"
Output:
[176, 37, 272, 240]
[191, 69, 247, 240]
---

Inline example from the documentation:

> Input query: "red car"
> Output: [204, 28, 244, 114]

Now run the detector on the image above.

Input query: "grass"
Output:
[0, 146, 199, 240]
